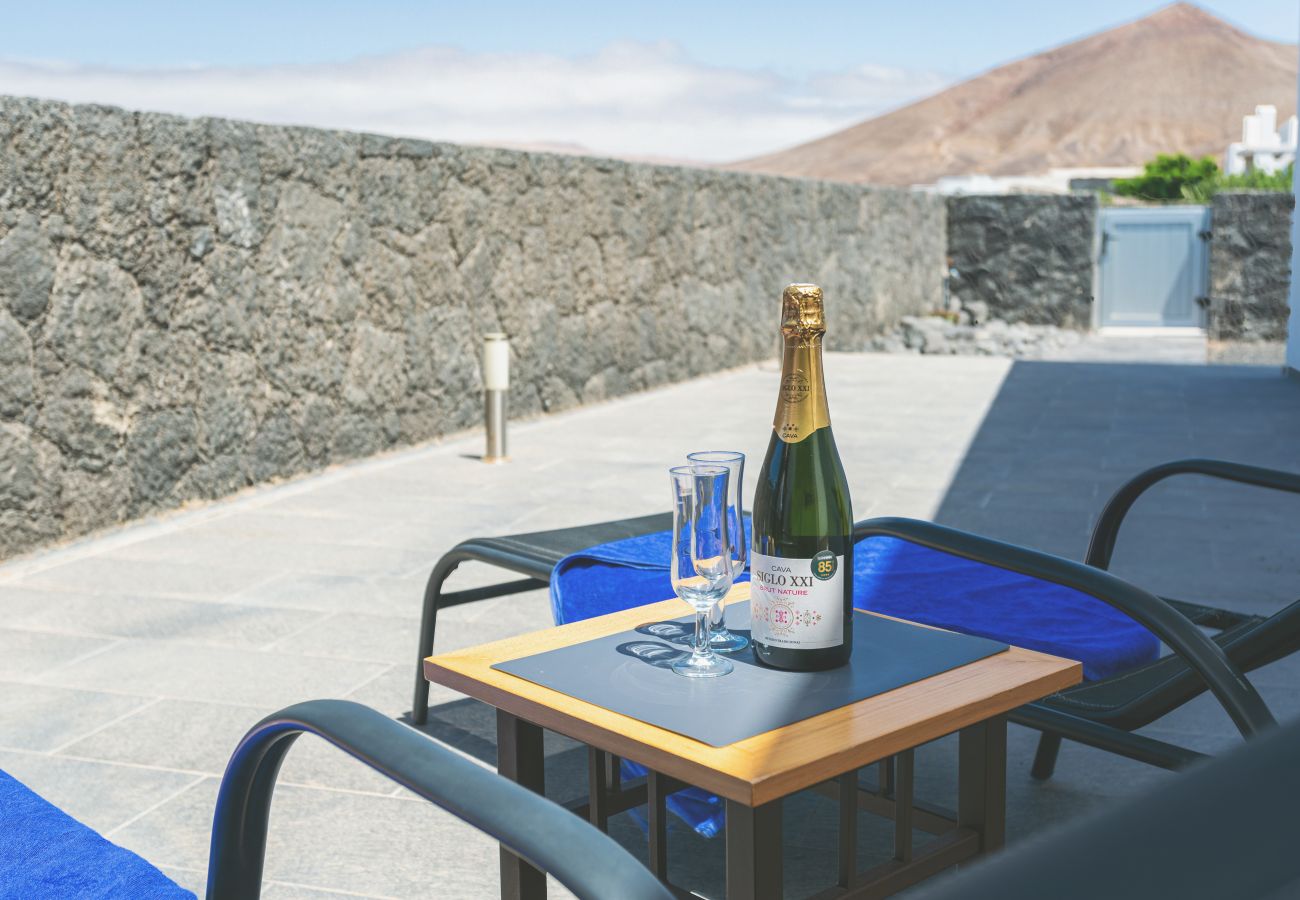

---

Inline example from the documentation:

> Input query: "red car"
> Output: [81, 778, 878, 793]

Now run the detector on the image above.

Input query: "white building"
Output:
[1225, 105, 1297, 175]
[925, 167, 1140, 195]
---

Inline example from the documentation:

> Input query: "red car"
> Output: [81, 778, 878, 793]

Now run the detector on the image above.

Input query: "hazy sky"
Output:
[1, 1, 1295, 161]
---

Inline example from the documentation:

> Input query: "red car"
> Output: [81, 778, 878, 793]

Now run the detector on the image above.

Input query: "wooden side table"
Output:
[425, 585, 1081, 899]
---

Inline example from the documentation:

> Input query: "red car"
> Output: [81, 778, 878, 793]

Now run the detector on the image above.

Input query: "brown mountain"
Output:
[731, 3, 1298, 185]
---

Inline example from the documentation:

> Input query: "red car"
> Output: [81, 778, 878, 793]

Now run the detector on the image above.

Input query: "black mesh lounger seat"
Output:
[855, 459, 1300, 779]
[412, 512, 670, 725]
[1007, 458, 1300, 777]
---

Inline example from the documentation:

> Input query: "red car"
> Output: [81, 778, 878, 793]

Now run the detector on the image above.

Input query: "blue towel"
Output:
[550, 528, 1160, 839]
[853, 536, 1158, 682]
[549, 518, 752, 625]
[0, 769, 195, 898]
[551, 529, 1157, 681]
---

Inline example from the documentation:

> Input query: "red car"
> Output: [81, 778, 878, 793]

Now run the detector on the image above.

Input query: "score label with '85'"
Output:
[750, 551, 846, 650]
[811, 549, 838, 581]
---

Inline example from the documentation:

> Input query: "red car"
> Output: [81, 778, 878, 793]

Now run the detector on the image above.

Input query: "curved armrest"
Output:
[207, 700, 673, 900]
[853, 517, 1276, 739]
[1086, 458, 1300, 570]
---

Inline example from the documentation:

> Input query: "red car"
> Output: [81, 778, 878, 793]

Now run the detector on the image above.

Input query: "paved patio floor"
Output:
[1, 347, 1298, 898]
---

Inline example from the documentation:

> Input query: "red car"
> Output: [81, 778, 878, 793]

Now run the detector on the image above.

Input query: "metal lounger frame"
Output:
[412, 512, 670, 725]
[206, 699, 673, 900]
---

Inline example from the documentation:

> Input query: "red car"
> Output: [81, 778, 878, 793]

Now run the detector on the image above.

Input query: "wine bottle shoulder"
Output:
[752, 426, 853, 551]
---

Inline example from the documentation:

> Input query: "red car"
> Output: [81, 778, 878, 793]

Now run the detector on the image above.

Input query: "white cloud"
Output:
[0, 43, 949, 162]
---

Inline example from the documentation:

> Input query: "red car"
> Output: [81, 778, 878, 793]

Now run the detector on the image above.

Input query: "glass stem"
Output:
[695, 606, 711, 659]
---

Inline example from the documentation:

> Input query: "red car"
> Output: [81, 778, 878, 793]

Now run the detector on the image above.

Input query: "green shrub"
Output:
[1112, 153, 1293, 203]
[1112, 154, 1220, 202]
[1217, 163, 1293, 192]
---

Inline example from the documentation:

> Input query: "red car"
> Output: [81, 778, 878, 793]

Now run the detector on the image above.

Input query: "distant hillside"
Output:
[730, 3, 1298, 185]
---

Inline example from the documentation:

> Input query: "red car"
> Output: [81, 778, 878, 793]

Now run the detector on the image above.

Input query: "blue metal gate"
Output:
[1098, 206, 1210, 328]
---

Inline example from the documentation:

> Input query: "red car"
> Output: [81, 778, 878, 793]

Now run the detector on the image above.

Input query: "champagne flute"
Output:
[668, 464, 735, 678]
[686, 450, 750, 653]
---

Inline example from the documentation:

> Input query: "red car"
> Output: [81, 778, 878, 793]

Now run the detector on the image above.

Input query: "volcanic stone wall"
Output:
[946, 194, 1099, 328]
[0, 95, 945, 558]
[1208, 191, 1293, 344]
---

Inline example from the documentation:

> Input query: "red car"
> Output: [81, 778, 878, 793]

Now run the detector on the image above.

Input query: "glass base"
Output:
[709, 628, 750, 653]
[672, 651, 734, 678]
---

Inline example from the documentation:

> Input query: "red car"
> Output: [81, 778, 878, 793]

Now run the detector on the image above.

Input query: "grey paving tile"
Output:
[276, 732, 410, 797]
[202, 539, 435, 580]
[228, 572, 427, 617]
[0, 584, 73, 619]
[202, 510, 420, 549]
[264, 491, 463, 526]
[345, 664, 462, 721]
[12, 593, 321, 647]
[0, 749, 201, 834]
[114, 777, 502, 898]
[269, 612, 419, 664]
[443, 587, 559, 637]
[260, 883, 388, 899]
[60, 697, 266, 775]
[0, 627, 117, 680]
[0, 681, 154, 751]
[18, 557, 281, 600]
[38, 640, 386, 708]
[58, 696, 400, 796]
[99, 530, 259, 566]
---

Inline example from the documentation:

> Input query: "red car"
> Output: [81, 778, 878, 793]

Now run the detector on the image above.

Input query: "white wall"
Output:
[1289, 37, 1300, 374]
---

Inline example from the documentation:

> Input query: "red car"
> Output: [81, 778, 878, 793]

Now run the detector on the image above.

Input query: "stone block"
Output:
[0, 214, 56, 321]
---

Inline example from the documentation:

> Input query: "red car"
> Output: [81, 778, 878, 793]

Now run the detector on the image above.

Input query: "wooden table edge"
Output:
[426, 660, 760, 802]
[423, 593, 1083, 806]
[747, 658, 1080, 804]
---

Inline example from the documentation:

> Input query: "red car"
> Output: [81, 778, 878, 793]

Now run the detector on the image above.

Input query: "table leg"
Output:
[894, 748, 915, 863]
[958, 715, 1007, 855]
[497, 710, 546, 900]
[647, 770, 669, 881]
[725, 798, 782, 900]
[588, 747, 610, 832]
[836, 770, 858, 889]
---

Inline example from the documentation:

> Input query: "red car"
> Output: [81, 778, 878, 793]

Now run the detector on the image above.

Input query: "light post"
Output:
[482, 333, 510, 463]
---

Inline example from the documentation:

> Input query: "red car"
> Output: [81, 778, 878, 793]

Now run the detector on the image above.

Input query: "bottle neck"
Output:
[773, 333, 830, 443]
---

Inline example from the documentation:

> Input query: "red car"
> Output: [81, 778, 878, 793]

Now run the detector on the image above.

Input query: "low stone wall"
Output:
[1208, 191, 1293, 344]
[946, 194, 1098, 328]
[0, 95, 945, 558]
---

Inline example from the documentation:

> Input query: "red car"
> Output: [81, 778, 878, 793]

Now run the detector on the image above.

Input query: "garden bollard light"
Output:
[483, 333, 509, 463]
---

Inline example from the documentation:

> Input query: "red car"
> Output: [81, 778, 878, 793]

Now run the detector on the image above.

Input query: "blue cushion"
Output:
[551, 528, 1158, 681]
[0, 769, 194, 899]
[550, 528, 1161, 838]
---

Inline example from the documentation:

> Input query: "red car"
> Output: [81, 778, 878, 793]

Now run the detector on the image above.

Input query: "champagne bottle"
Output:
[751, 284, 854, 670]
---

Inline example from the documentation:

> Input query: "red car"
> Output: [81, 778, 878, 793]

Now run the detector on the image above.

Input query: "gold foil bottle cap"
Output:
[781, 283, 825, 337]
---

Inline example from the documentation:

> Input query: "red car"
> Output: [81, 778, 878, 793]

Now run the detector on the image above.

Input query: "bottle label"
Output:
[750, 551, 846, 650]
